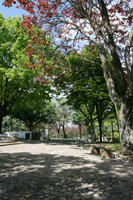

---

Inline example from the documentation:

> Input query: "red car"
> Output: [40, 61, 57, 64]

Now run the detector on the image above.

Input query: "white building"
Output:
[5, 131, 32, 140]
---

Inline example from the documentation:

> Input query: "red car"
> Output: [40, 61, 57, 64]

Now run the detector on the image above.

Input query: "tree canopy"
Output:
[0, 14, 54, 133]
[0, 15, 32, 132]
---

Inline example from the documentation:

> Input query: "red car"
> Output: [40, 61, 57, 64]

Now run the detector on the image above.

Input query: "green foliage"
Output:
[0, 15, 29, 69]
[54, 45, 116, 141]
[2, 116, 26, 132]
[0, 15, 32, 119]
[66, 45, 110, 107]
[54, 100, 71, 126]
[72, 111, 84, 125]
[11, 89, 55, 130]
[113, 132, 120, 143]
[52, 99, 72, 138]
[0, 15, 55, 133]
[103, 143, 121, 152]
[61, 46, 111, 130]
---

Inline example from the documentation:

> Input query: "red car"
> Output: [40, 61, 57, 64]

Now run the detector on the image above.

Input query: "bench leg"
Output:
[91, 147, 100, 155]
[101, 149, 111, 159]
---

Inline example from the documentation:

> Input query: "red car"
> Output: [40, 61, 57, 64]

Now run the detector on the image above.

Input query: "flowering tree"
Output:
[3, 0, 133, 150]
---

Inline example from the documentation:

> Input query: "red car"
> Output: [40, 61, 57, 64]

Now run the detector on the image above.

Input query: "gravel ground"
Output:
[0, 140, 133, 200]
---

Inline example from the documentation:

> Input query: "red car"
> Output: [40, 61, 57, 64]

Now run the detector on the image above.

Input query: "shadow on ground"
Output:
[0, 147, 133, 200]
[23, 138, 83, 146]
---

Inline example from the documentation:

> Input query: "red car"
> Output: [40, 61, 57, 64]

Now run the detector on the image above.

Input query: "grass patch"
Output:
[99, 143, 121, 152]
[83, 143, 121, 152]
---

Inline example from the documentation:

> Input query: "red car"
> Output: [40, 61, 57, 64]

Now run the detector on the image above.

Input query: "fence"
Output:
[0, 134, 16, 142]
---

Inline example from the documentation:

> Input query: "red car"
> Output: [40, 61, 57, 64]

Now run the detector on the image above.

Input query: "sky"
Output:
[0, 1, 28, 18]
[1, 0, 133, 19]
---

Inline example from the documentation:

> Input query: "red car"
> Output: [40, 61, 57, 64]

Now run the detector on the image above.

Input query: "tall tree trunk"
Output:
[86, 126, 89, 142]
[96, 102, 103, 143]
[10, 119, 13, 132]
[0, 115, 3, 133]
[79, 123, 82, 140]
[62, 123, 67, 138]
[90, 114, 96, 142]
[99, 52, 133, 150]
[111, 120, 114, 143]
[114, 111, 120, 133]
[105, 74, 133, 150]
[97, 0, 133, 151]
[56, 122, 61, 135]
[29, 124, 33, 139]
[57, 128, 60, 135]
[86, 123, 93, 143]
[118, 99, 133, 151]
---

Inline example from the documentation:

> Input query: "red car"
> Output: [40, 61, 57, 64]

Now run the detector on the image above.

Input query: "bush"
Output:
[113, 131, 120, 143]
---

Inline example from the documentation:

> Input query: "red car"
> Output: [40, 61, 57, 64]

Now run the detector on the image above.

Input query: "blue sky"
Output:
[0, 0, 133, 19]
[0, 1, 28, 18]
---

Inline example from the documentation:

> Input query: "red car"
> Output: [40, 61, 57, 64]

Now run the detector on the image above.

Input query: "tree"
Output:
[72, 111, 84, 140]
[0, 15, 35, 133]
[103, 102, 119, 142]
[11, 93, 55, 133]
[3, 0, 133, 150]
[2, 116, 26, 132]
[53, 100, 71, 138]
[57, 46, 111, 142]
[0, 14, 57, 133]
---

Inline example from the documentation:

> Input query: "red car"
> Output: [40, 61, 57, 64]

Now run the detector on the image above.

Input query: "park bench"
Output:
[91, 144, 112, 159]
[91, 144, 101, 155]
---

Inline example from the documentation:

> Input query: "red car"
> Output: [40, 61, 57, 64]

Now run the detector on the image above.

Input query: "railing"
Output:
[0, 134, 17, 142]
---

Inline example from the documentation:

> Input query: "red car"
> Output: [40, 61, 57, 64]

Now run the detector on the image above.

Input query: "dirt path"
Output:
[0, 141, 133, 200]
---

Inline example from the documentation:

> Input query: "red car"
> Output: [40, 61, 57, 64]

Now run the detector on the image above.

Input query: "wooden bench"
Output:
[100, 146, 112, 159]
[91, 144, 112, 159]
[91, 144, 101, 155]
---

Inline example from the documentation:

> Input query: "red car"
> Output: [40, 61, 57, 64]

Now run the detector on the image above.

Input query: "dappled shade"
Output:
[0, 142, 133, 199]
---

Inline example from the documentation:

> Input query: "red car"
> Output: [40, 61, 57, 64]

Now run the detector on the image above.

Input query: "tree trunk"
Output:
[56, 124, 61, 136]
[29, 124, 33, 139]
[118, 99, 133, 151]
[103, 70, 133, 150]
[98, 48, 133, 150]
[110, 120, 114, 143]
[90, 114, 96, 142]
[62, 123, 67, 138]
[10, 119, 13, 132]
[57, 128, 60, 135]
[0, 116, 3, 133]
[79, 124, 82, 140]
[114, 111, 120, 133]
[86, 124, 93, 143]
[86, 126, 89, 142]
[103, 69, 133, 150]
[96, 102, 103, 143]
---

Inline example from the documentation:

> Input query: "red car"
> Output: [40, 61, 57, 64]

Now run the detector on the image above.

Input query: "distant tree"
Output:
[2, 116, 26, 132]
[57, 46, 111, 142]
[72, 111, 85, 140]
[103, 102, 119, 142]
[54, 100, 71, 138]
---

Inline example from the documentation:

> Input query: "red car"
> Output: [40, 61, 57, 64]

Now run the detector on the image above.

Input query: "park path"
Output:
[0, 140, 133, 200]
